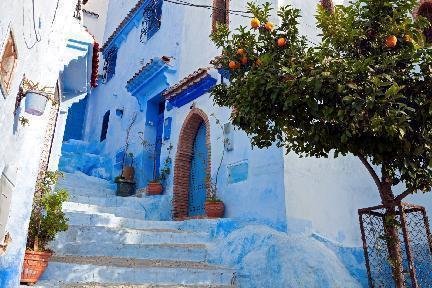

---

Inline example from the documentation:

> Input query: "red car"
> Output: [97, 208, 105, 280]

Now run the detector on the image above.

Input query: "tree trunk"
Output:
[381, 181, 405, 288]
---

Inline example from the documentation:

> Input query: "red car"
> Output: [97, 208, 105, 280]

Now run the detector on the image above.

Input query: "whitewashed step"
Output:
[40, 256, 235, 285]
[32, 282, 234, 288]
[67, 194, 145, 210]
[52, 242, 208, 262]
[65, 212, 219, 233]
[63, 202, 147, 220]
[60, 185, 116, 198]
[58, 172, 116, 191]
[53, 225, 210, 245]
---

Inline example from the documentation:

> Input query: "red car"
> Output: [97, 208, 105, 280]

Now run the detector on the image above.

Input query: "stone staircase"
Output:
[37, 172, 236, 287]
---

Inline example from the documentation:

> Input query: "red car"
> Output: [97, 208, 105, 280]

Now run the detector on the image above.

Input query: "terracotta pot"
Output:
[122, 166, 135, 180]
[147, 182, 163, 195]
[205, 201, 225, 218]
[20, 250, 52, 285]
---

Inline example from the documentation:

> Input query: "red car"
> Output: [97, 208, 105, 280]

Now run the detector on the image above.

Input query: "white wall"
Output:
[83, 0, 109, 44]
[0, 1, 86, 286]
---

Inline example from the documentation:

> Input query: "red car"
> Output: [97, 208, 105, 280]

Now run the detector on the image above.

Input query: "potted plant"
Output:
[21, 171, 68, 285]
[147, 143, 173, 196]
[114, 175, 136, 197]
[205, 180, 225, 218]
[122, 152, 135, 181]
[205, 114, 227, 218]
[21, 78, 56, 116]
[120, 113, 137, 181]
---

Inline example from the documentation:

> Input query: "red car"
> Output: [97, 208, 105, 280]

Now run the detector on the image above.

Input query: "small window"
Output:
[0, 31, 18, 96]
[140, 0, 163, 42]
[103, 47, 118, 82]
[100, 110, 110, 142]
[418, 1, 432, 43]
[212, 0, 229, 32]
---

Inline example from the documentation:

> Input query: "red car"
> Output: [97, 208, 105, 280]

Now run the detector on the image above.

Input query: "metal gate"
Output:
[188, 122, 207, 216]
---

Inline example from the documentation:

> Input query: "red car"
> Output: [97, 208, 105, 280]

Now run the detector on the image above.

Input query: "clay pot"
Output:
[122, 166, 135, 180]
[205, 201, 225, 218]
[20, 250, 52, 285]
[147, 182, 163, 195]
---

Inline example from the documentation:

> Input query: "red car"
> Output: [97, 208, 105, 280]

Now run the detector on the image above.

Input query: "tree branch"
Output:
[358, 155, 382, 193]
[394, 188, 415, 203]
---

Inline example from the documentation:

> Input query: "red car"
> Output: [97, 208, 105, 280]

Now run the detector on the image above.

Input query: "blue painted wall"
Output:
[63, 96, 88, 142]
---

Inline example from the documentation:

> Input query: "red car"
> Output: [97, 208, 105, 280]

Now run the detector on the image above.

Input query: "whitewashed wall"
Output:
[0, 1, 83, 286]
[83, 0, 109, 44]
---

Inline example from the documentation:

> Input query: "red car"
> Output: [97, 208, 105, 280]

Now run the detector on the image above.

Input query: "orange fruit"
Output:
[251, 18, 260, 29]
[240, 57, 248, 65]
[385, 35, 397, 48]
[277, 37, 287, 47]
[229, 61, 238, 69]
[265, 22, 274, 31]
[237, 48, 246, 55]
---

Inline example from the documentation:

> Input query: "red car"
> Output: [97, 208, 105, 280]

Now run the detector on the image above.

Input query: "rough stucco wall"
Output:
[0, 1, 78, 286]
[83, 0, 109, 44]
[103, 0, 140, 44]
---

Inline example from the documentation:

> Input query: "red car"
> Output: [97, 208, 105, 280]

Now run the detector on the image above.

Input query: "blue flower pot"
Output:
[25, 90, 48, 116]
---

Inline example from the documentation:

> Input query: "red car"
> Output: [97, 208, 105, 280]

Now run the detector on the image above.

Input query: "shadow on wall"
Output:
[59, 139, 113, 180]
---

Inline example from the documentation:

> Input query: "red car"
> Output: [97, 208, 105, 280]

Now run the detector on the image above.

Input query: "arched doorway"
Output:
[173, 108, 211, 220]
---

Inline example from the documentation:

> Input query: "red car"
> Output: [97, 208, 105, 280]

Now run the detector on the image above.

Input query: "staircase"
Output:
[37, 172, 236, 287]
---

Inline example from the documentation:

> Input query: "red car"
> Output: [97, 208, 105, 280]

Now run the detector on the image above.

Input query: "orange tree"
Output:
[211, 0, 432, 285]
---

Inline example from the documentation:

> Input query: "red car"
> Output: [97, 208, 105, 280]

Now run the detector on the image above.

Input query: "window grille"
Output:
[140, 0, 163, 43]
[103, 47, 118, 82]
[0, 31, 18, 96]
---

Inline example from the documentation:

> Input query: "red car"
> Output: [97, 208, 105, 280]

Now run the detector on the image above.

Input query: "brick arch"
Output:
[173, 108, 211, 220]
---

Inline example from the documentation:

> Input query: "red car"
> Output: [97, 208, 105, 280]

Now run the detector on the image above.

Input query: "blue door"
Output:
[188, 122, 208, 216]
[154, 112, 164, 178]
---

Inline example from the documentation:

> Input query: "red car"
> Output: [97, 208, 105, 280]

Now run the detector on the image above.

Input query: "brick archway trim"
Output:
[173, 108, 211, 220]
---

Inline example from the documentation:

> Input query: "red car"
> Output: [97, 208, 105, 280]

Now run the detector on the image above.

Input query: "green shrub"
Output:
[26, 171, 69, 252]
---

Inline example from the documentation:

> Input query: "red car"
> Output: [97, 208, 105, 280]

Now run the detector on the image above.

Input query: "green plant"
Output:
[121, 113, 137, 173]
[127, 152, 135, 167]
[211, 1, 432, 283]
[19, 116, 29, 127]
[158, 143, 173, 183]
[22, 78, 57, 104]
[138, 131, 173, 184]
[207, 114, 229, 202]
[27, 171, 68, 252]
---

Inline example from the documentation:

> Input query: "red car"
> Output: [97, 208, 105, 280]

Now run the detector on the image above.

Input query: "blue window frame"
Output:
[140, 0, 163, 42]
[103, 46, 118, 82]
